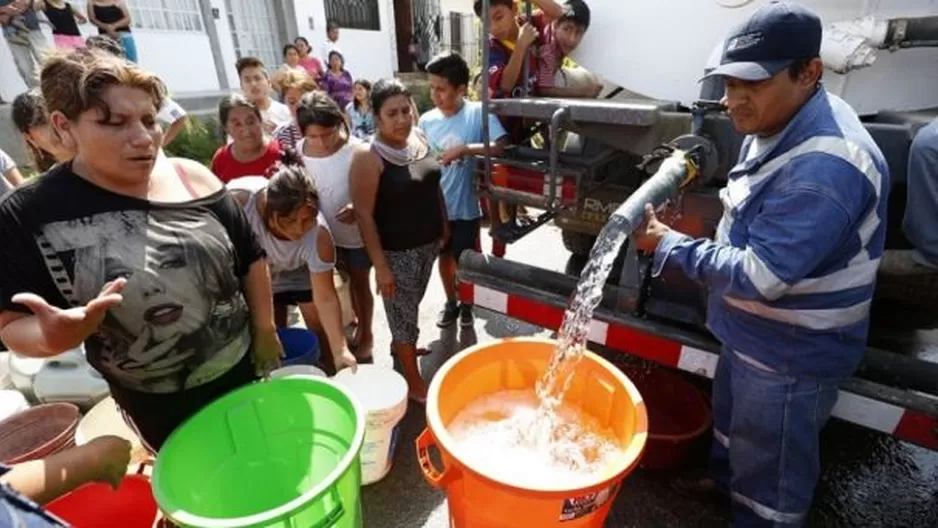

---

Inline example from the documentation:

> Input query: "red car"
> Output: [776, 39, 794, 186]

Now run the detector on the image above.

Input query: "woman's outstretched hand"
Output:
[11, 278, 126, 353]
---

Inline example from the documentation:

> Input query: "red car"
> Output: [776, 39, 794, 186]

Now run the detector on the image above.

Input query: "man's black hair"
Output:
[473, 0, 514, 18]
[558, 0, 590, 29]
[327, 19, 339, 31]
[788, 57, 823, 82]
[236, 56, 267, 77]
[425, 51, 470, 88]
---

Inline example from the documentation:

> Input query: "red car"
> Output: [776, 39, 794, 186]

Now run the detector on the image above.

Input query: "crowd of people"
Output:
[2, 1, 931, 526]
[0, 0, 600, 522]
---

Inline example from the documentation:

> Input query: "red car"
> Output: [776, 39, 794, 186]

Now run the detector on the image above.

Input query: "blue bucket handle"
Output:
[304, 486, 344, 528]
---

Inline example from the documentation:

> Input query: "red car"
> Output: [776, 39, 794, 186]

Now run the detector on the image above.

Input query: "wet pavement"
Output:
[356, 224, 938, 527]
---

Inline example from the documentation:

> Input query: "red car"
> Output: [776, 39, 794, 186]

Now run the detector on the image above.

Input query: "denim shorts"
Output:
[336, 246, 372, 272]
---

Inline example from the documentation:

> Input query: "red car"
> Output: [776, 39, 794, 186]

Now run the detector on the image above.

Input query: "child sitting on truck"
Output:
[536, 0, 602, 98]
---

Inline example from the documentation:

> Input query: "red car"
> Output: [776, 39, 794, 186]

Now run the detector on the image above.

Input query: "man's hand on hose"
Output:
[634, 203, 672, 250]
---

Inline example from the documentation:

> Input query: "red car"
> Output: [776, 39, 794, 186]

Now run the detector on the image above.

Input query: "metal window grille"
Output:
[324, 0, 380, 31]
[224, 0, 281, 69]
[74, 0, 204, 32]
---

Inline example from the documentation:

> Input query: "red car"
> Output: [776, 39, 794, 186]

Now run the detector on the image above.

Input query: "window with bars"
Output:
[324, 0, 380, 31]
[73, 1, 204, 32]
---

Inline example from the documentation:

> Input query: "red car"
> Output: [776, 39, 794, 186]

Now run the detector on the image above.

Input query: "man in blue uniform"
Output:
[639, 2, 890, 526]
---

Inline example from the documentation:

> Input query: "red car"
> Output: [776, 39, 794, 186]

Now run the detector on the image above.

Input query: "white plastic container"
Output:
[0, 390, 29, 422]
[34, 353, 109, 411]
[270, 364, 328, 379]
[333, 365, 408, 485]
[8, 353, 49, 402]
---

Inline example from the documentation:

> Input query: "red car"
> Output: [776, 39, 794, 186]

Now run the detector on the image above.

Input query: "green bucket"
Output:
[152, 377, 365, 528]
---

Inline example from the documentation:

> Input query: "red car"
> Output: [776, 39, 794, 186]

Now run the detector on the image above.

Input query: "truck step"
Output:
[491, 209, 557, 245]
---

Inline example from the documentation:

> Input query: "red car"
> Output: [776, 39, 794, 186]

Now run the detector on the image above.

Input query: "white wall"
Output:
[291, 0, 397, 83]
[440, 0, 474, 15]
[210, 0, 242, 90]
[0, 14, 220, 101]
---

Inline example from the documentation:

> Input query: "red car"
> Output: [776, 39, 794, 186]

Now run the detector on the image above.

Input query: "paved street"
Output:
[356, 224, 938, 527]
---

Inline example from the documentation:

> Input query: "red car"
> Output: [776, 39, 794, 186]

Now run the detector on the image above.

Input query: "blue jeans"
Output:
[119, 32, 137, 63]
[710, 349, 839, 527]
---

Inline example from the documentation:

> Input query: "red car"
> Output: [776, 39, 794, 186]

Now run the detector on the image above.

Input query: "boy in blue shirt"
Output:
[419, 51, 510, 328]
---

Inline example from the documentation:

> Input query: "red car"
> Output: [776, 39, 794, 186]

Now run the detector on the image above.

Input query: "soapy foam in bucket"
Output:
[334, 365, 408, 485]
[447, 389, 625, 490]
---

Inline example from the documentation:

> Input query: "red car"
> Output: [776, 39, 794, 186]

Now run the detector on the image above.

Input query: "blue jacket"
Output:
[653, 87, 889, 380]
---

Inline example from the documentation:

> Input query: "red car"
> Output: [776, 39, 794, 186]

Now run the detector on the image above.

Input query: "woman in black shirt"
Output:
[43, 0, 87, 50]
[350, 79, 448, 403]
[0, 48, 282, 452]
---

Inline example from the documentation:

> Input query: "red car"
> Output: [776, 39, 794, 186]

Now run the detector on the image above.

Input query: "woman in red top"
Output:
[210, 94, 282, 183]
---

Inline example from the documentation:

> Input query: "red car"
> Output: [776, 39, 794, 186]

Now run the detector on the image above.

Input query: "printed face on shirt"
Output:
[488, 5, 518, 41]
[54, 85, 161, 186]
[239, 66, 271, 104]
[375, 94, 413, 145]
[722, 59, 822, 136]
[225, 106, 264, 148]
[429, 74, 466, 114]
[554, 20, 586, 56]
[39, 209, 251, 393]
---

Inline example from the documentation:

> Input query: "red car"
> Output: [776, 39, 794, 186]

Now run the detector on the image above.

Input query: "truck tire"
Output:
[562, 230, 597, 257]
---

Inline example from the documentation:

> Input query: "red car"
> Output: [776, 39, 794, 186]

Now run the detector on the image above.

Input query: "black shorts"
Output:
[108, 351, 258, 453]
[273, 289, 313, 306]
[442, 219, 481, 259]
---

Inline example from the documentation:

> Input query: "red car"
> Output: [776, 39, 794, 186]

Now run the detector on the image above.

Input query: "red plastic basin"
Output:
[622, 365, 712, 470]
[46, 474, 159, 528]
[0, 403, 80, 464]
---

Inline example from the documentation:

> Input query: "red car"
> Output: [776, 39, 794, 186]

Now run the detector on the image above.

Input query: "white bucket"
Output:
[333, 365, 408, 485]
[270, 364, 328, 379]
[34, 353, 109, 411]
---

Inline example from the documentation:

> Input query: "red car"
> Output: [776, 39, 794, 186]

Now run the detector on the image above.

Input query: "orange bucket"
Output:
[416, 338, 648, 527]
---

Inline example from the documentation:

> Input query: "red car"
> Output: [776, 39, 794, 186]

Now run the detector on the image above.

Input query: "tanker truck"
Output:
[460, 0, 938, 452]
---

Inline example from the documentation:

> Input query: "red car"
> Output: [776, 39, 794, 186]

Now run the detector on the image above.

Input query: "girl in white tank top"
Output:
[295, 91, 375, 362]
[226, 156, 357, 374]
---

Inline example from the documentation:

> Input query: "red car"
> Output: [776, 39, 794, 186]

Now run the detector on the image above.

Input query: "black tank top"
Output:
[373, 149, 444, 251]
[44, 2, 81, 36]
[94, 3, 131, 33]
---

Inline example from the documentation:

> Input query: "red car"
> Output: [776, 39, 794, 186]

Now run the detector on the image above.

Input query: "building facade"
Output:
[0, 0, 399, 100]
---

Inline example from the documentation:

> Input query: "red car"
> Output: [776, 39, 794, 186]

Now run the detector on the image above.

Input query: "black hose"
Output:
[883, 16, 938, 49]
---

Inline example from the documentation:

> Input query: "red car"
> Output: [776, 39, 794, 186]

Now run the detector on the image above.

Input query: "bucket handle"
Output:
[306, 486, 344, 528]
[416, 428, 454, 489]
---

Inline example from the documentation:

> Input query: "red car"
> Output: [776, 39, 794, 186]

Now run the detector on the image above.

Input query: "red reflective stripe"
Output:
[509, 294, 564, 330]
[605, 324, 683, 367]
[894, 411, 938, 450]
